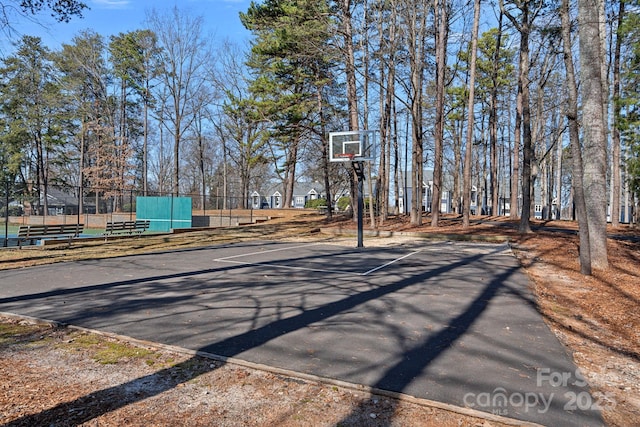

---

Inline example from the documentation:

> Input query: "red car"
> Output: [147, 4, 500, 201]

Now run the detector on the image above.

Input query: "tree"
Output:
[134, 30, 162, 197]
[220, 95, 269, 209]
[578, 0, 609, 269]
[337, 0, 360, 132]
[431, 0, 450, 227]
[398, 0, 429, 225]
[211, 40, 269, 210]
[241, 0, 334, 209]
[56, 30, 115, 213]
[0, 36, 64, 215]
[147, 7, 210, 197]
[610, 0, 625, 227]
[187, 85, 217, 210]
[335, 0, 361, 221]
[476, 18, 514, 216]
[500, 0, 545, 233]
[109, 31, 147, 211]
[462, 0, 481, 228]
[372, 0, 400, 224]
[1, 0, 87, 36]
[108, 29, 162, 200]
[619, 1, 640, 219]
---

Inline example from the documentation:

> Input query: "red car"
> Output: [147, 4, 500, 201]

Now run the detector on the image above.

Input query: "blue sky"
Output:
[7, 0, 251, 50]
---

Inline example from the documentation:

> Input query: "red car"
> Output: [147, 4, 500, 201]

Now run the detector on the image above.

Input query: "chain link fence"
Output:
[1, 181, 250, 227]
[2, 183, 245, 212]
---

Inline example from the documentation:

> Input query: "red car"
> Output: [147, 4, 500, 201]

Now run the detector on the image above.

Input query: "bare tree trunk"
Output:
[376, 0, 397, 225]
[393, 102, 401, 215]
[148, 8, 209, 198]
[431, 0, 448, 227]
[555, 123, 563, 219]
[379, 70, 393, 224]
[407, 0, 427, 226]
[490, 12, 504, 216]
[501, 0, 534, 233]
[173, 126, 181, 197]
[143, 80, 149, 197]
[510, 87, 520, 220]
[611, 0, 625, 227]
[196, 116, 206, 210]
[317, 88, 333, 218]
[222, 139, 228, 210]
[453, 116, 462, 215]
[518, 18, 533, 233]
[116, 78, 127, 212]
[500, 0, 531, 222]
[340, 0, 359, 132]
[282, 136, 300, 209]
[462, 0, 480, 228]
[561, 0, 591, 274]
[79, 119, 85, 215]
[338, 0, 359, 221]
[411, 90, 423, 226]
[578, 0, 609, 269]
[359, 0, 376, 228]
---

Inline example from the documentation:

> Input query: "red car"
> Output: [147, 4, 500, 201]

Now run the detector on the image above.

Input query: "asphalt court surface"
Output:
[0, 240, 603, 426]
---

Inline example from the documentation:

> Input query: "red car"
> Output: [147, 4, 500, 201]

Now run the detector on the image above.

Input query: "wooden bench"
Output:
[17, 224, 84, 248]
[103, 220, 150, 239]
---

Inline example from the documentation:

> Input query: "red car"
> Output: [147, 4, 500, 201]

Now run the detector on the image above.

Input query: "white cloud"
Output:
[91, 0, 131, 9]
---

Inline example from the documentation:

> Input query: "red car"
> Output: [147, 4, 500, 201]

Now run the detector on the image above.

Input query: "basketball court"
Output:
[0, 238, 603, 426]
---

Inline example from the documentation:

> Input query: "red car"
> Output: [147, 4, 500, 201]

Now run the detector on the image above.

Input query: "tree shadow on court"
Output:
[3, 246, 543, 426]
[334, 262, 519, 425]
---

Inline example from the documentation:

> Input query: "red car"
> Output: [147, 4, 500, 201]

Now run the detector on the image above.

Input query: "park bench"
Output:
[103, 220, 150, 239]
[17, 224, 84, 248]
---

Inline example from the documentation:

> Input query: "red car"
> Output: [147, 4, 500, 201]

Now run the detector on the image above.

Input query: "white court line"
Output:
[214, 244, 423, 277]
[215, 242, 324, 261]
[214, 259, 355, 275]
[361, 249, 423, 276]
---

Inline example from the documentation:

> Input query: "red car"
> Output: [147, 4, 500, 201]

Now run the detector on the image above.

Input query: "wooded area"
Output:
[1, 0, 639, 274]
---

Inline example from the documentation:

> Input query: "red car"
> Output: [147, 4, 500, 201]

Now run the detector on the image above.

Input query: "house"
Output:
[400, 169, 462, 214]
[250, 183, 325, 209]
[31, 187, 80, 215]
[27, 187, 97, 215]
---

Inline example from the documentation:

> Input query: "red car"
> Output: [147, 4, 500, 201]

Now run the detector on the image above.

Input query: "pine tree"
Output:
[241, 0, 334, 208]
[0, 36, 64, 215]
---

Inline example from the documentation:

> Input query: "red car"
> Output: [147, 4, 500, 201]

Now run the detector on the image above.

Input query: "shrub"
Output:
[336, 197, 351, 211]
[0, 205, 23, 216]
[305, 198, 327, 209]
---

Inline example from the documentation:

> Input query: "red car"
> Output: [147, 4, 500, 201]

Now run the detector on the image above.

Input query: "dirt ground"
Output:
[0, 212, 638, 426]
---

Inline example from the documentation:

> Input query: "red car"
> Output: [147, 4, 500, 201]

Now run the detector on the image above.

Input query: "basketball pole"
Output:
[329, 130, 377, 249]
[352, 160, 365, 248]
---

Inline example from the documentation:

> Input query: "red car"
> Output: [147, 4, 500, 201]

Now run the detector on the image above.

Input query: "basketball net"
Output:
[335, 153, 356, 161]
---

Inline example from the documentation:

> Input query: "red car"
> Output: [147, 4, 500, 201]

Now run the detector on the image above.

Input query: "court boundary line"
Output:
[214, 242, 324, 261]
[213, 259, 355, 275]
[361, 249, 422, 275]
[213, 244, 423, 276]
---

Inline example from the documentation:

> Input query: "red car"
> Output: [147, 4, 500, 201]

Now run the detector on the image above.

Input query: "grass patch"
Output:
[547, 302, 573, 318]
[0, 321, 41, 346]
[58, 332, 157, 365]
[93, 341, 155, 364]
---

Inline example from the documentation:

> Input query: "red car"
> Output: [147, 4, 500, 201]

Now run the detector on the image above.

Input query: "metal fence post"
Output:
[3, 180, 9, 248]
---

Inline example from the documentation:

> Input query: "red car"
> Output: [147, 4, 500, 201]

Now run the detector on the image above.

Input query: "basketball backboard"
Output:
[329, 130, 377, 162]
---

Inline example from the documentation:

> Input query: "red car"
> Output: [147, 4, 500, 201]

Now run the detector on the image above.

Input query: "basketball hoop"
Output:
[329, 130, 377, 163]
[335, 153, 355, 161]
[328, 130, 378, 249]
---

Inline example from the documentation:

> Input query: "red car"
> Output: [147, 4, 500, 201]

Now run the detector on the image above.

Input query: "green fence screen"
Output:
[136, 196, 192, 232]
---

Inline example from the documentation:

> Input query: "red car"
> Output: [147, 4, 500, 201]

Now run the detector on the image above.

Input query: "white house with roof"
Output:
[250, 183, 325, 209]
